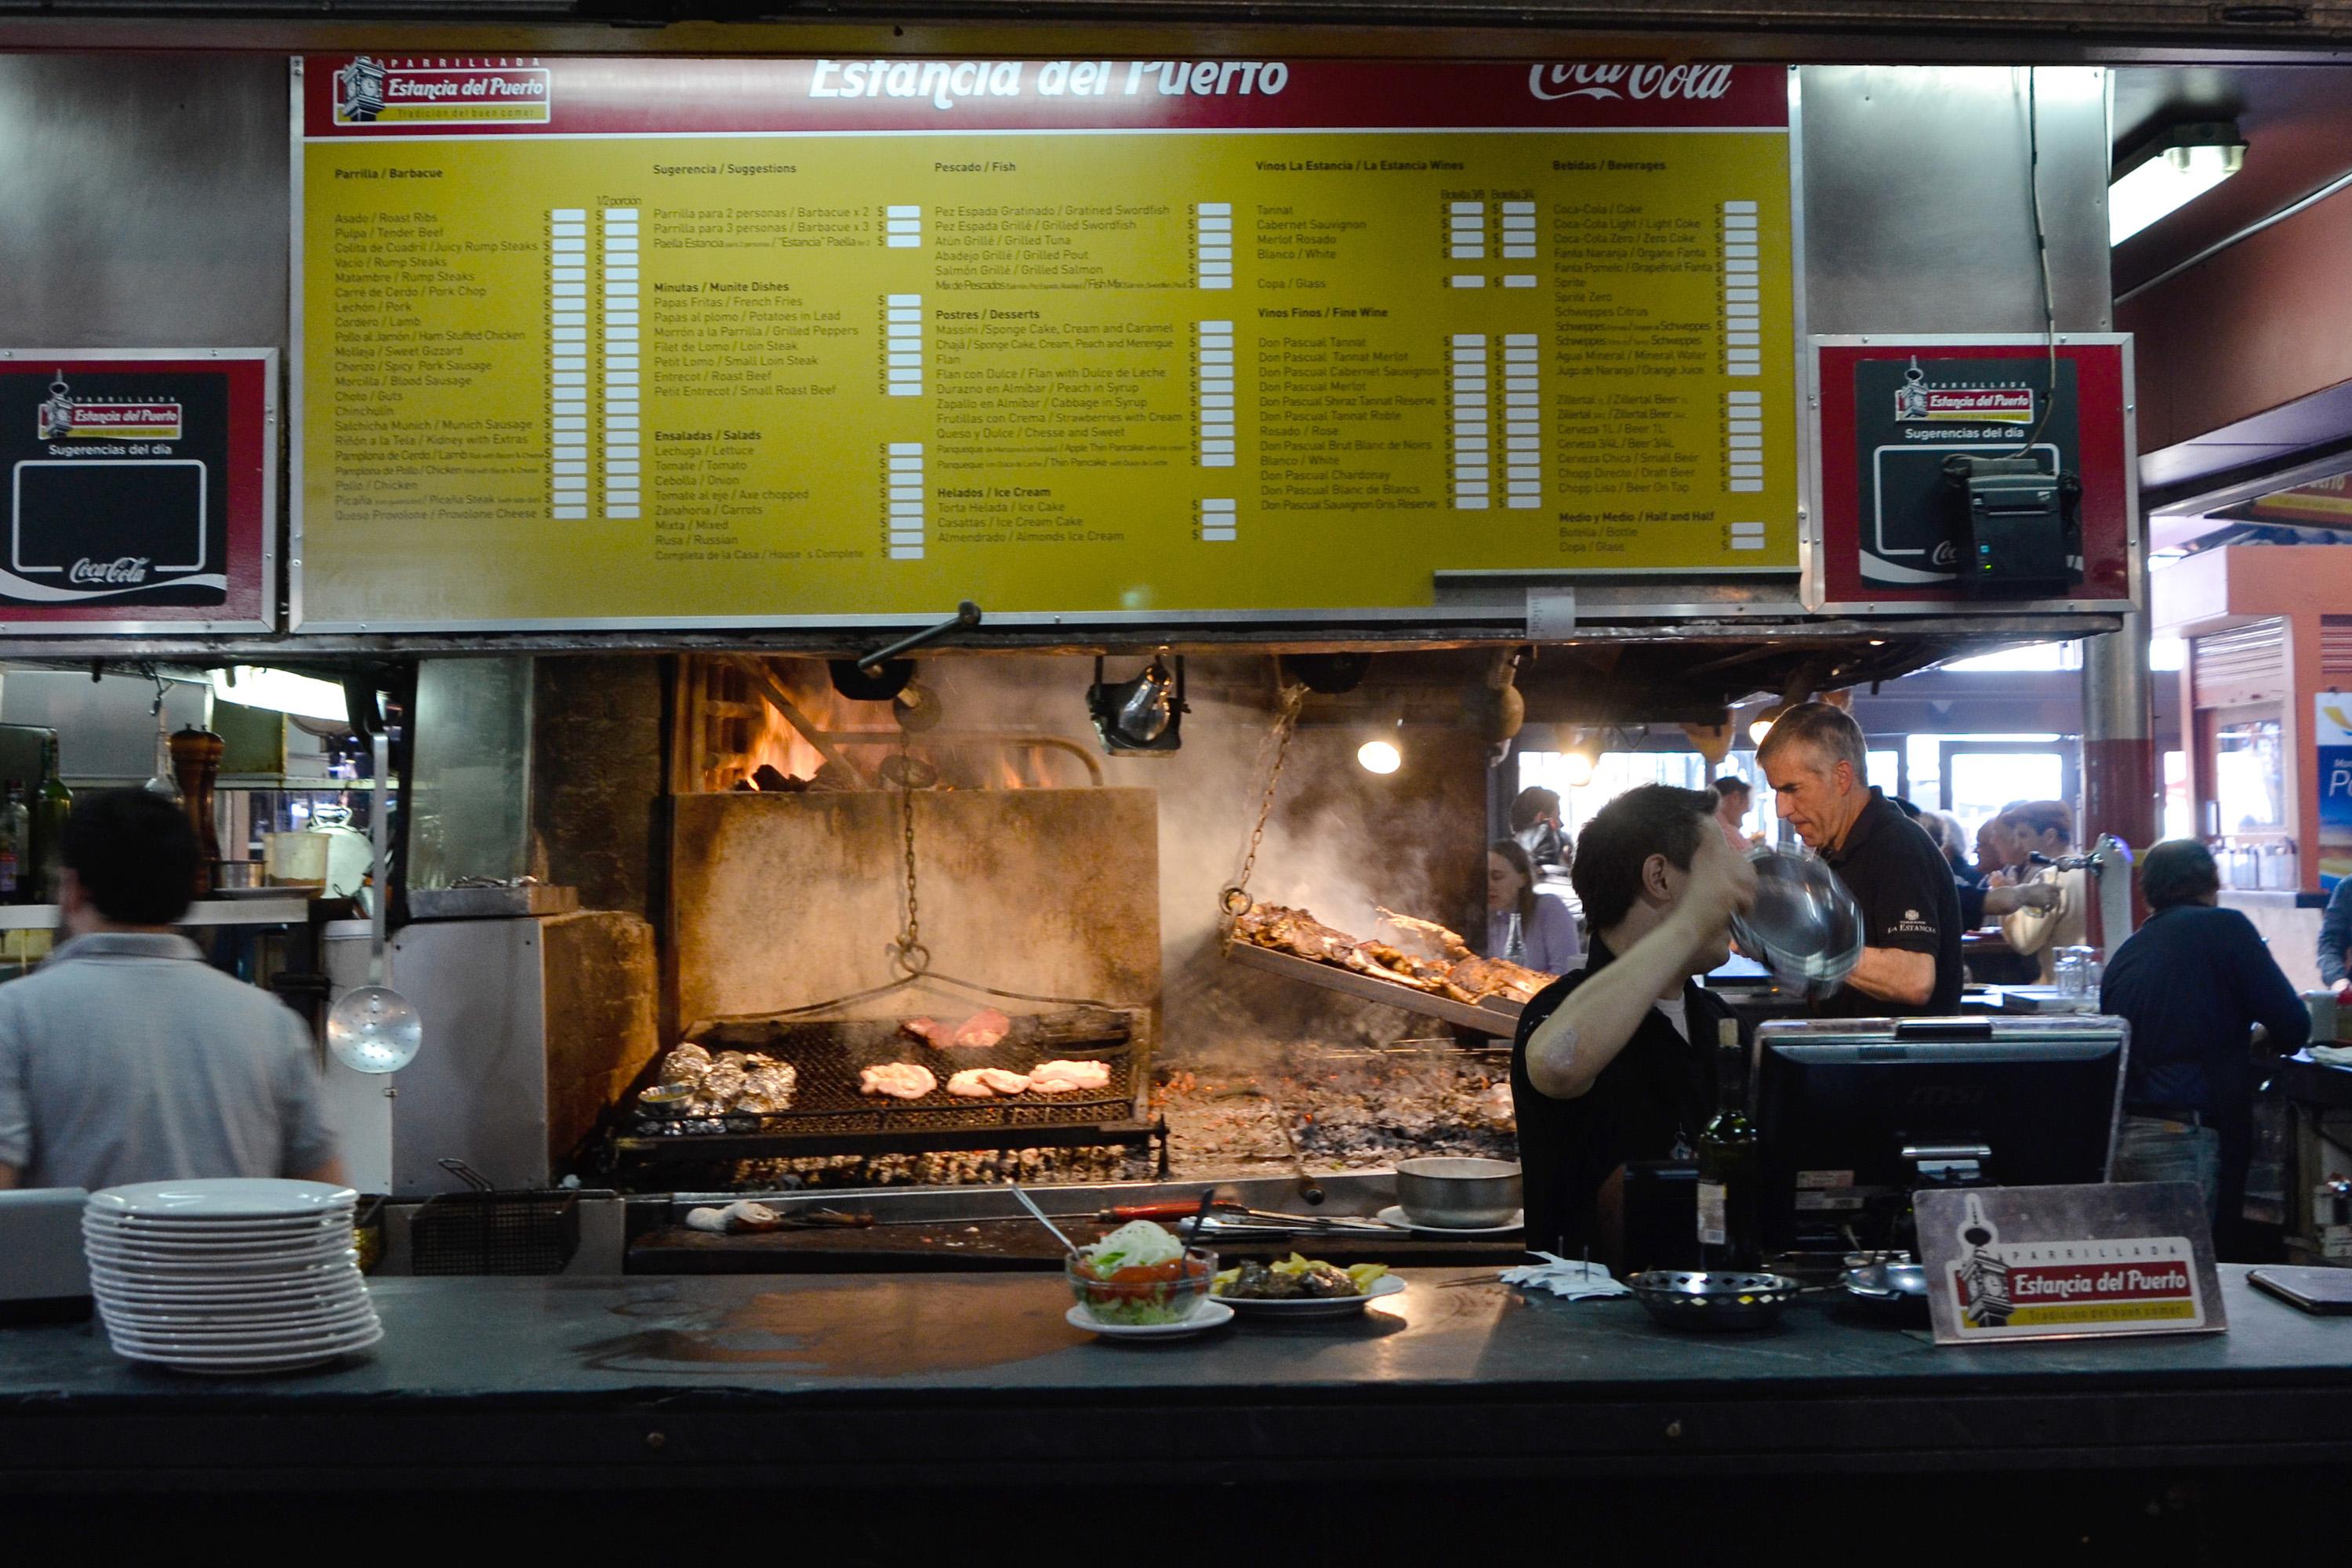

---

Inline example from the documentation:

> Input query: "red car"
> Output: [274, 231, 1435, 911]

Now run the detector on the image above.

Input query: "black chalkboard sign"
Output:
[0, 353, 276, 632]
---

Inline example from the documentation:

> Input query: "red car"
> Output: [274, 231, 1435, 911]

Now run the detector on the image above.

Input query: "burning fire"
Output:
[695, 655, 1092, 793]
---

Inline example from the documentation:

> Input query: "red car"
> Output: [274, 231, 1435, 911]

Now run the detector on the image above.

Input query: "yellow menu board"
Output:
[296, 56, 1797, 630]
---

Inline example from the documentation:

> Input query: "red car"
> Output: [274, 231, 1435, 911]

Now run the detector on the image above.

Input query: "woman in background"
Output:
[1489, 837, 1581, 975]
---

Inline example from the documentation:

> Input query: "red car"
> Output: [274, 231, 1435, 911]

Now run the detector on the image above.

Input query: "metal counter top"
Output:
[2, 1266, 2350, 1494]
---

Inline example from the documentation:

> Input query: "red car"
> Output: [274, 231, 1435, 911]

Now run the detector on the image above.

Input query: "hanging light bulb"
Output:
[1748, 703, 1786, 748]
[1557, 726, 1599, 787]
[1356, 717, 1405, 775]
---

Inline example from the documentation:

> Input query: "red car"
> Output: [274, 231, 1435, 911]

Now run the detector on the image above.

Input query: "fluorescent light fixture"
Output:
[210, 666, 350, 723]
[2111, 122, 2246, 245]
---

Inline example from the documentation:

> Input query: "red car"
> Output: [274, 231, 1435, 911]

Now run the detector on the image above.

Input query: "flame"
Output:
[692, 656, 1058, 793]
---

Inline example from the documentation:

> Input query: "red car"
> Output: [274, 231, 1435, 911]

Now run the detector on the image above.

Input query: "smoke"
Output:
[898, 654, 1484, 1068]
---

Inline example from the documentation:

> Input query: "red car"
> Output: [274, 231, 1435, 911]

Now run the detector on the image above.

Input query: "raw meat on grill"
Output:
[945, 1065, 1041, 1098]
[858, 1062, 938, 1100]
[949, 1008, 1011, 1049]
[902, 1009, 1014, 1051]
[1027, 1058, 1112, 1094]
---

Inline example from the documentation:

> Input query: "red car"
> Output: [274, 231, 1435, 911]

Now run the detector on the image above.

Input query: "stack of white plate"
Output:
[84, 1178, 381, 1374]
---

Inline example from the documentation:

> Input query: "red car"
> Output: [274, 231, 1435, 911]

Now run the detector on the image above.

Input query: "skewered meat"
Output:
[1346, 942, 1443, 993]
[1376, 908, 1474, 960]
[951, 1008, 1011, 1049]
[1446, 956, 1552, 1005]
[1232, 904, 1359, 963]
[945, 1069, 999, 1099]
[899, 1017, 954, 1048]
[1027, 1059, 1111, 1094]
[858, 1062, 938, 1100]
[1236, 900, 1559, 1004]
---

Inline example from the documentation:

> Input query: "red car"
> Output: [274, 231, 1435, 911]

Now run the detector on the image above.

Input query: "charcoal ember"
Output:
[1149, 1046, 1519, 1178]
[725, 1143, 1155, 1192]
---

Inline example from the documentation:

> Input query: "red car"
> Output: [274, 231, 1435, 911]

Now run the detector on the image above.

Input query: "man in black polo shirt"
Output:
[1512, 785, 1756, 1263]
[1757, 702, 1963, 1016]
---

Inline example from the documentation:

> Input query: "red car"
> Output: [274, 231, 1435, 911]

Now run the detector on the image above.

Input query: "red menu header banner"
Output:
[302, 56, 1791, 137]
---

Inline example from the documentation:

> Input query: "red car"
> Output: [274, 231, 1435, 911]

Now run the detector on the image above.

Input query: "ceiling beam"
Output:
[12, 2, 2352, 59]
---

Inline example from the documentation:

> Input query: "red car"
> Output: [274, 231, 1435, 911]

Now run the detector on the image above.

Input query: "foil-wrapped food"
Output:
[644, 1043, 798, 1116]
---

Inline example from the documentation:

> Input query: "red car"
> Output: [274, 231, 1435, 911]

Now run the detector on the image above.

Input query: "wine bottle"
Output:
[1696, 1015, 1762, 1270]
[0, 781, 29, 904]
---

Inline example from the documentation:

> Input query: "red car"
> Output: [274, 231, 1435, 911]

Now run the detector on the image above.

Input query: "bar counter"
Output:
[4, 1265, 2350, 1497]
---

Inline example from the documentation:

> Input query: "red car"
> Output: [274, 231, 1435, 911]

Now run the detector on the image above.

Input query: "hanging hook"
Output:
[136, 662, 168, 717]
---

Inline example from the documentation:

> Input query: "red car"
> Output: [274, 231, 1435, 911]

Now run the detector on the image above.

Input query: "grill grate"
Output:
[630, 1007, 1143, 1142]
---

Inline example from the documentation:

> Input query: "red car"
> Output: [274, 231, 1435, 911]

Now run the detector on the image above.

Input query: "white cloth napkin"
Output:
[1498, 1253, 1632, 1300]
[2311, 1044, 2352, 1069]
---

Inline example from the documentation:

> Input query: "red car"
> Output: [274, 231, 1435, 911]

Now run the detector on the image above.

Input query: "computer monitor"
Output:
[1753, 1016, 2126, 1254]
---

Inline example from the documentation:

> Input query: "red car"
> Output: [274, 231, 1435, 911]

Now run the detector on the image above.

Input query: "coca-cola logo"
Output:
[1528, 64, 1736, 103]
[69, 557, 152, 586]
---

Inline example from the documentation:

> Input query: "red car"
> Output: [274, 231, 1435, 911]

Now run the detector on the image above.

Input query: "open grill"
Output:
[613, 1007, 1158, 1170]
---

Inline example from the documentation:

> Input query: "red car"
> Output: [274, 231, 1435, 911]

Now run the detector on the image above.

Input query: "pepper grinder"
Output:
[167, 726, 225, 882]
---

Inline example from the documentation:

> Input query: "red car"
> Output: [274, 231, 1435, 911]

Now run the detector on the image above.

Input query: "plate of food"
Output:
[1065, 1220, 1229, 1340]
[1374, 1205, 1526, 1236]
[1211, 1254, 1406, 1318]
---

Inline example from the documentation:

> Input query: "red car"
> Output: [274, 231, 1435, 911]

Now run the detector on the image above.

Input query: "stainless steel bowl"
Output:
[1626, 1269, 1803, 1330]
[1730, 844, 1864, 1000]
[1842, 1254, 1931, 1323]
[636, 1083, 696, 1120]
[1392, 1157, 1523, 1229]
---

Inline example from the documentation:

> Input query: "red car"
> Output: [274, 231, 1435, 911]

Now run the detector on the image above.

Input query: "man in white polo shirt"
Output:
[0, 789, 342, 1192]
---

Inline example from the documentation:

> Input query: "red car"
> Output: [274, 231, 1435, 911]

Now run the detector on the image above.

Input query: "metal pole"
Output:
[2082, 600, 2156, 935]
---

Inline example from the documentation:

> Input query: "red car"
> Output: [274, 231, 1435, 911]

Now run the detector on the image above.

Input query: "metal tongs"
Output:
[1098, 1198, 1392, 1240]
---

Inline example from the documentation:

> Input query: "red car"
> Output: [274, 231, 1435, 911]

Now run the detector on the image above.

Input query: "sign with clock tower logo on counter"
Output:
[0, 350, 275, 633]
[294, 55, 1801, 631]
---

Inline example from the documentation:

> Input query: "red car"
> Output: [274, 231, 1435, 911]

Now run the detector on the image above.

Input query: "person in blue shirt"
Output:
[2317, 877, 2352, 990]
[1488, 837, 1581, 975]
[2101, 839, 2310, 1244]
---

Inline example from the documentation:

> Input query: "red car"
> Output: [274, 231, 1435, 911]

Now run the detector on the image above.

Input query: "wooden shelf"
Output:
[0, 898, 316, 931]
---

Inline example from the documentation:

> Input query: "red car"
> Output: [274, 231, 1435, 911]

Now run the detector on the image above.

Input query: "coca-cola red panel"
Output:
[0, 353, 274, 630]
[301, 56, 1788, 139]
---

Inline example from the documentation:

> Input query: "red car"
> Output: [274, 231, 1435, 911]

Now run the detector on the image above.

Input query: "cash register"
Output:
[1621, 1014, 2126, 1269]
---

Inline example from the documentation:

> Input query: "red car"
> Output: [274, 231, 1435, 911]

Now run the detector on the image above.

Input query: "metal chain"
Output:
[889, 731, 929, 977]
[1219, 681, 1308, 930]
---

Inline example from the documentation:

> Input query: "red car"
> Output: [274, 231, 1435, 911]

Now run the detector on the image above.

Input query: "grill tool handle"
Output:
[858, 600, 982, 676]
[1100, 1200, 1236, 1221]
